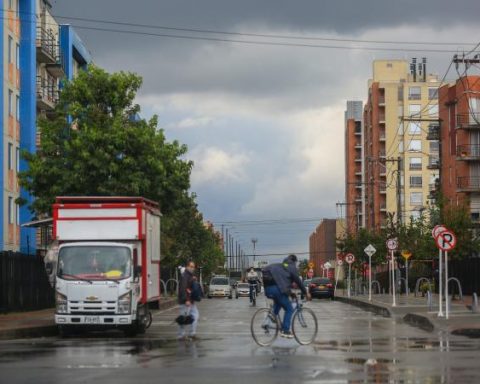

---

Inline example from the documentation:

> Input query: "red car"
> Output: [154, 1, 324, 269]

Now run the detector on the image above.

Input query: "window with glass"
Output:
[427, 104, 439, 116]
[409, 140, 421, 152]
[429, 141, 439, 153]
[410, 175, 422, 188]
[16, 147, 20, 172]
[410, 192, 423, 205]
[16, 96, 19, 121]
[16, 44, 20, 69]
[409, 104, 421, 117]
[8, 90, 13, 116]
[8, 36, 13, 64]
[409, 157, 422, 170]
[409, 122, 422, 135]
[8, 197, 14, 224]
[8, 143, 13, 170]
[410, 210, 421, 220]
[409, 87, 421, 100]
[16, 203, 19, 225]
[429, 87, 438, 99]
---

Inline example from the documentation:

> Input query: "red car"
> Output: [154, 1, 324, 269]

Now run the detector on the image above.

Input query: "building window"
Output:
[8, 36, 13, 64]
[16, 96, 20, 121]
[8, 197, 14, 224]
[409, 122, 422, 135]
[410, 210, 421, 220]
[16, 203, 19, 225]
[409, 157, 422, 170]
[8, 0, 13, 10]
[410, 175, 422, 188]
[16, 147, 20, 172]
[429, 87, 438, 99]
[430, 141, 439, 153]
[409, 140, 422, 152]
[409, 87, 421, 100]
[16, 43, 20, 69]
[409, 104, 421, 117]
[398, 142, 404, 153]
[427, 104, 439, 116]
[8, 143, 13, 170]
[8, 90, 13, 116]
[410, 192, 423, 205]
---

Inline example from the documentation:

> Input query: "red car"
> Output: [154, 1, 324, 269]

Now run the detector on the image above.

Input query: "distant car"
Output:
[309, 277, 334, 300]
[236, 283, 250, 298]
[208, 276, 233, 299]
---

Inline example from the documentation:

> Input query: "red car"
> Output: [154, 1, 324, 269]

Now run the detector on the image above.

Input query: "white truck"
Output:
[47, 196, 161, 336]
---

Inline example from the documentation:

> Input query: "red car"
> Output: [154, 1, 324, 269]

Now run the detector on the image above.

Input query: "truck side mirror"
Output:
[134, 265, 142, 278]
[45, 262, 53, 275]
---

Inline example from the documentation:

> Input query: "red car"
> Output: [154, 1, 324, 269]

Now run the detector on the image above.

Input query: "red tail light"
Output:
[309, 283, 317, 288]
[326, 283, 333, 288]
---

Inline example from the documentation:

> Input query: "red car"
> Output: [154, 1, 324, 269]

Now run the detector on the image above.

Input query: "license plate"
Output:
[319, 285, 326, 289]
[84, 316, 100, 324]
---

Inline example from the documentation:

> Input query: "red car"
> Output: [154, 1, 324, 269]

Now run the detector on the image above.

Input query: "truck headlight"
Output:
[56, 291, 68, 314]
[118, 291, 132, 314]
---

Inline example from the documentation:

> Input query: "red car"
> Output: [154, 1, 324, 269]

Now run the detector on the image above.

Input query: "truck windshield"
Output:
[58, 246, 131, 281]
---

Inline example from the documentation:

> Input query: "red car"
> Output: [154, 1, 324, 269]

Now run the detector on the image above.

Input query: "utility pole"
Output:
[251, 238, 258, 265]
[385, 157, 403, 225]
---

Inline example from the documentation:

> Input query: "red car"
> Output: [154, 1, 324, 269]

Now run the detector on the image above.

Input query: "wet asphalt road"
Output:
[2, 296, 480, 383]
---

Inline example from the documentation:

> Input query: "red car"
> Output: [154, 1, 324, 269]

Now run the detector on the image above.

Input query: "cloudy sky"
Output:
[52, 0, 480, 263]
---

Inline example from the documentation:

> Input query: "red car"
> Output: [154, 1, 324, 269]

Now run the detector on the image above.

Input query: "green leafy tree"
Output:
[19, 64, 224, 274]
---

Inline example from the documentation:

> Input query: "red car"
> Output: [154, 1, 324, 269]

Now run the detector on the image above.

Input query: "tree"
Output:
[19, 64, 224, 274]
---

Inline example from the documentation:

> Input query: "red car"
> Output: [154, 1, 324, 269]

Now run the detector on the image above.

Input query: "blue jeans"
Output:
[265, 284, 293, 333]
[249, 282, 256, 302]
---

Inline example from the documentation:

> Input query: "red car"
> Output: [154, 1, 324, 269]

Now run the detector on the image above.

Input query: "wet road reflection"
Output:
[1, 299, 480, 383]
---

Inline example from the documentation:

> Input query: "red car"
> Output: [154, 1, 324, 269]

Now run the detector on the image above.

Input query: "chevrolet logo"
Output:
[85, 296, 98, 301]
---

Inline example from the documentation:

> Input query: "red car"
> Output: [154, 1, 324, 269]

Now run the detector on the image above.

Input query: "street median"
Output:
[335, 296, 391, 317]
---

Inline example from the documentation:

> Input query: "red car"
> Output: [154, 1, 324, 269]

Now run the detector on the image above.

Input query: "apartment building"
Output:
[2, 1, 90, 254]
[345, 101, 364, 234]
[309, 219, 345, 278]
[363, 59, 441, 230]
[438, 75, 480, 222]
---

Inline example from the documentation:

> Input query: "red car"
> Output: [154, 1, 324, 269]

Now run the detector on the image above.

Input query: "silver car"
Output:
[208, 277, 233, 299]
[236, 283, 250, 298]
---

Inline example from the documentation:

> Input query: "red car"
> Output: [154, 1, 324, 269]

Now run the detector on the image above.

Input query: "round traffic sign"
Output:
[345, 253, 355, 264]
[432, 225, 447, 239]
[386, 238, 398, 251]
[435, 230, 457, 251]
[337, 259, 344, 266]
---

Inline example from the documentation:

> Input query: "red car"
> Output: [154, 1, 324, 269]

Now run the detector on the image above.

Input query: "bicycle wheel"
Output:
[292, 308, 318, 345]
[251, 308, 279, 347]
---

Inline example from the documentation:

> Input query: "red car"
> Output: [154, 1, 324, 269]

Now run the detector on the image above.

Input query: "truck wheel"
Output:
[58, 325, 72, 338]
[208, 295, 212, 299]
[228, 294, 233, 299]
[124, 323, 139, 337]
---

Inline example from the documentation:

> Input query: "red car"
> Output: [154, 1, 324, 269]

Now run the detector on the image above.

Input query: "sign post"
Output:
[432, 225, 447, 317]
[345, 253, 355, 298]
[401, 250, 412, 296]
[435, 229, 457, 320]
[364, 244, 377, 302]
[334, 258, 343, 295]
[386, 239, 398, 307]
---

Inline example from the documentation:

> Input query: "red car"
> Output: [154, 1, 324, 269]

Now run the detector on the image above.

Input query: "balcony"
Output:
[456, 144, 480, 161]
[355, 156, 362, 163]
[426, 124, 440, 140]
[410, 182, 423, 189]
[409, 163, 422, 171]
[427, 156, 440, 169]
[379, 131, 386, 141]
[408, 94, 421, 101]
[379, 150, 386, 159]
[456, 113, 480, 129]
[355, 141, 362, 149]
[380, 203, 387, 212]
[46, 48, 66, 78]
[36, 76, 58, 110]
[457, 176, 480, 192]
[36, 27, 57, 64]
[378, 114, 386, 124]
[378, 95, 385, 105]
[354, 126, 362, 135]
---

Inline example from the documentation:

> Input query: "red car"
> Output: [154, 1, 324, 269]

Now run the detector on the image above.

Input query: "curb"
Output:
[0, 299, 178, 340]
[451, 328, 480, 338]
[403, 313, 435, 332]
[335, 296, 391, 318]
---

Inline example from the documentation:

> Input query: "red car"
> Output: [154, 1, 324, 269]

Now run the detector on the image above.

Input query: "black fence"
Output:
[0, 252, 54, 313]
[448, 258, 480, 296]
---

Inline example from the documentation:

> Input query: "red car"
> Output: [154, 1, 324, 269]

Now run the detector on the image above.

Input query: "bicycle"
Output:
[249, 281, 257, 306]
[250, 294, 318, 346]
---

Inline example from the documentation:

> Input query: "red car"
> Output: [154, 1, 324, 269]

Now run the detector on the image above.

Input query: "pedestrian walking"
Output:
[177, 260, 201, 341]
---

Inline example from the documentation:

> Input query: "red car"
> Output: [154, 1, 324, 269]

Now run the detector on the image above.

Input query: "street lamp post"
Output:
[251, 238, 258, 265]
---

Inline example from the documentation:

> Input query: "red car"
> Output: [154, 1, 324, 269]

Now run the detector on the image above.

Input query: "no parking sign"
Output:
[435, 230, 457, 251]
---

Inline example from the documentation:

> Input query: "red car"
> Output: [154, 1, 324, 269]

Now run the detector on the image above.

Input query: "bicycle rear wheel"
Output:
[292, 308, 318, 345]
[251, 308, 279, 346]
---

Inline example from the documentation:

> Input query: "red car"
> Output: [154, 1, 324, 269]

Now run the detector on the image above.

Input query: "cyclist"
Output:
[246, 267, 259, 304]
[262, 254, 311, 338]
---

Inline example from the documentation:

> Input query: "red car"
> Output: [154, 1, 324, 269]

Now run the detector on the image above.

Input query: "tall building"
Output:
[438, 75, 480, 222]
[363, 59, 440, 230]
[1, 1, 90, 254]
[309, 219, 345, 277]
[345, 101, 364, 234]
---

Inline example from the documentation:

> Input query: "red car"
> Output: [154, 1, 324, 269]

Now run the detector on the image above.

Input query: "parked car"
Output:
[208, 276, 233, 299]
[309, 277, 334, 300]
[236, 283, 250, 298]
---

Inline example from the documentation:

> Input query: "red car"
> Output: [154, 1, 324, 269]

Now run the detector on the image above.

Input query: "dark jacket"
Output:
[178, 269, 194, 304]
[264, 258, 307, 295]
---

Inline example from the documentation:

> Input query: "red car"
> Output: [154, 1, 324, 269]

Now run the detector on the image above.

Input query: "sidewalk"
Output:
[336, 293, 480, 336]
[0, 297, 177, 340]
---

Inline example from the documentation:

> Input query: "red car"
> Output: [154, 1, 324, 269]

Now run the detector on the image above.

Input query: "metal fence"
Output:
[0, 252, 54, 313]
[448, 257, 480, 295]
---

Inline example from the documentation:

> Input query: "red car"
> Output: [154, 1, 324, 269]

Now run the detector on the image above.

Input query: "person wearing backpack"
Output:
[177, 260, 202, 340]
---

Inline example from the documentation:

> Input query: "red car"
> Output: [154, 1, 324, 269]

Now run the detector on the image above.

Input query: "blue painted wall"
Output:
[19, 0, 36, 254]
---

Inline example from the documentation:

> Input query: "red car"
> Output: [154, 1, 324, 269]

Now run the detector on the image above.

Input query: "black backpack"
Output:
[191, 280, 203, 302]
